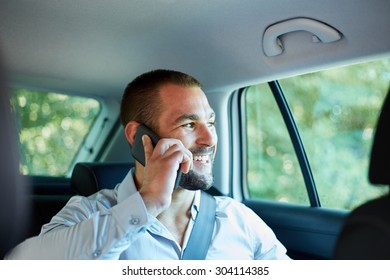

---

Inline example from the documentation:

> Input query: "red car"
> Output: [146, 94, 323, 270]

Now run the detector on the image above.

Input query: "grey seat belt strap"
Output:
[181, 191, 216, 260]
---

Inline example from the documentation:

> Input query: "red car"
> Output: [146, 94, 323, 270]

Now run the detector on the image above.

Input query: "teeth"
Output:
[194, 155, 210, 162]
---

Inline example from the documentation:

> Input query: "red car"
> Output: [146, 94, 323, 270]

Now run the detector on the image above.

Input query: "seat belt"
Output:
[181, 191, 216, 260]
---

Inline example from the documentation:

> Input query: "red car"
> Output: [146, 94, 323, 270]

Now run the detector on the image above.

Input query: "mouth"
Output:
[193, 154, 211, 164]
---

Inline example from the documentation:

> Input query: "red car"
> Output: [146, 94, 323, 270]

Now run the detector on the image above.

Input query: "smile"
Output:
[193, 154, 211, 163]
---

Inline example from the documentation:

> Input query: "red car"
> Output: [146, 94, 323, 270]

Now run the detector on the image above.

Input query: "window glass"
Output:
[245, 84, 309, 205]
[10, 89, 101, 176]
[245, 58, 390, 209]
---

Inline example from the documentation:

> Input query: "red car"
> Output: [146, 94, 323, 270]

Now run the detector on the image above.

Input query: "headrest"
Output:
[369, 89, 390, 185]
[70, 162, 134, 196]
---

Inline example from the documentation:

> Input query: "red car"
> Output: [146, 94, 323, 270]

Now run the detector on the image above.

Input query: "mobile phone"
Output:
[131, 124, 182, 189]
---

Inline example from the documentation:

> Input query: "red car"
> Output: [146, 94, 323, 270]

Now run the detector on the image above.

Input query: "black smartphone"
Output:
[131, 124, 182, 189]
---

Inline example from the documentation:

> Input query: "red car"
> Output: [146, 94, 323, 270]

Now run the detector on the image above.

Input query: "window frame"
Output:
[235, 80, 321, 208]
[267, 81, 320, 207]
[235, 81, 321, 207]
[65, 97, 120, 177]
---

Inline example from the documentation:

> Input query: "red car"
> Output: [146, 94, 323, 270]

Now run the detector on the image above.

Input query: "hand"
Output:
[138, 134, 193, 216]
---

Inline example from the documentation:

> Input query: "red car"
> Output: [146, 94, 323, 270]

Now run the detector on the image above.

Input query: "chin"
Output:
[179, 169, 214, 191]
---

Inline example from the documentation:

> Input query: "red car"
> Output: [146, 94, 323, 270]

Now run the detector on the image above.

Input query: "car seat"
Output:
[70, 161, 224, 197]
[333, 88, 390, 259]
[70, 162, 134, 196]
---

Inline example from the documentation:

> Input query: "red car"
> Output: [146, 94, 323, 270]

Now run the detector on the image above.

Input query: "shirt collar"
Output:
[191, 189, 200, 221]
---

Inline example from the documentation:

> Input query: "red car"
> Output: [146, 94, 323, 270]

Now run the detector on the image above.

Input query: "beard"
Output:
[179, 146, 215, 191]
[179, 168, 214, 191]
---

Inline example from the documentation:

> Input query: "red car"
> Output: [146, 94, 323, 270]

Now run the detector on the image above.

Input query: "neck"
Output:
[159, 188, 195, 218]
[157, 189, 196, 247]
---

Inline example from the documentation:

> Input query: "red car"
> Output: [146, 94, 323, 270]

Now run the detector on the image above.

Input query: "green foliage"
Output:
[246, 84, 309, 205]
[246, 58, 390, 209]
[9, 89, 100, 176]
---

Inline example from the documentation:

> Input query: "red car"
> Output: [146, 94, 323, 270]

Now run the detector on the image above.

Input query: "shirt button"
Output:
[93, 250, 101, 258]
[129, 217, 140, 225]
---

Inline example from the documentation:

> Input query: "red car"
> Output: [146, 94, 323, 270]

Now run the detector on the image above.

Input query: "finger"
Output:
[180, 151, 193, 174]
[161, 144, 193, 173]
[180, 159, 192, 174]
[142, 134, 154, 165]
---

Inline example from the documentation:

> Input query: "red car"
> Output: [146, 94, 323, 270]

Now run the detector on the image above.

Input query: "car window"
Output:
[10, 89, 101, 177]
[244, 58, 390, 209]
[244, 84, 310, 205]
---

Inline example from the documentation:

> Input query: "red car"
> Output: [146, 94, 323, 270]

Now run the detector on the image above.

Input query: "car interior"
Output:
[333, 89, 390, 259]
[1, 0, 390, 260]
[0, 53, 31, 258]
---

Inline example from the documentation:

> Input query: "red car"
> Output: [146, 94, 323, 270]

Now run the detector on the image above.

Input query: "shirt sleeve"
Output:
[5, 190, 150, 260]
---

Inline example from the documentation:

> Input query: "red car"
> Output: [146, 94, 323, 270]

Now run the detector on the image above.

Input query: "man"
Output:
[6, 69, 290, 259]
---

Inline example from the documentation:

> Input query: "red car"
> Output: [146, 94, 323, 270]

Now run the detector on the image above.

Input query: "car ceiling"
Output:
[1, 0, 390, 98]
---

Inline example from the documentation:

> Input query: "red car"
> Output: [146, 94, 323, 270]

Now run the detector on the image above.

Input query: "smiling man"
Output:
[6, 70, 290, 260]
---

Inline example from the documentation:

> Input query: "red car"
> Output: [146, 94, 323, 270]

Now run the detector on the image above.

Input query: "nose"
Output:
[196, 124, 217, 147]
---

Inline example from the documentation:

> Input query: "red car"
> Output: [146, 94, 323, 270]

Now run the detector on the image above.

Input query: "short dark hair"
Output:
[120, 69, 202, 131]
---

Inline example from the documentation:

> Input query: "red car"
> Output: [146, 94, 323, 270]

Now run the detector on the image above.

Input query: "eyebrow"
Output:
[174, 112, 215, 125]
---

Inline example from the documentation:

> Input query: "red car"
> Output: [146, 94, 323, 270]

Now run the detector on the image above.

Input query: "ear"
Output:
[124, 121, 140, 145]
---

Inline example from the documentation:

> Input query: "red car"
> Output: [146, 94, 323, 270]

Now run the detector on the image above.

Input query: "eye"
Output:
[207, 120, 216, 127]
[183, 122, 195, 128]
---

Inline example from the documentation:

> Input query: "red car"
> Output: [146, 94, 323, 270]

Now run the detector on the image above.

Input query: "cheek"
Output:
[213, 129, 218, 143]
[179, 134, 195, 149]
[178, 128, 218, 148]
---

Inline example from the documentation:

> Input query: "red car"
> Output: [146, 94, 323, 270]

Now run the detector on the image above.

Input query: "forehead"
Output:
[158, 84, 214, 119]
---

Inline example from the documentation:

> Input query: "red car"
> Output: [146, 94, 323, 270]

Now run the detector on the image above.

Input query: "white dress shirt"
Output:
[6, 169, 290, 260]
